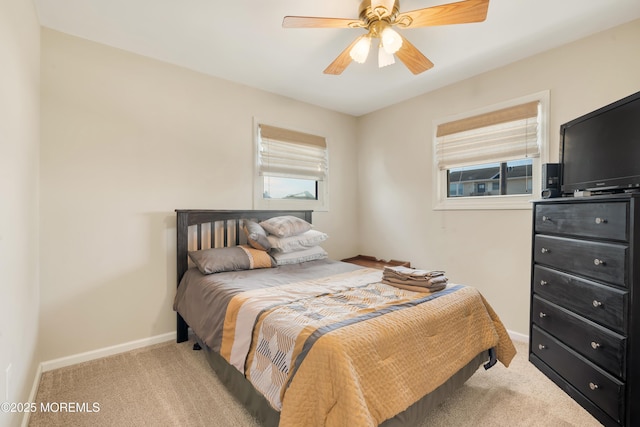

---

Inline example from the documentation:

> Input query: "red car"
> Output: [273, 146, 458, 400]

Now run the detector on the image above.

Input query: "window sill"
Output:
[433, 194, 535, 211]
[253, 197, 328, 212]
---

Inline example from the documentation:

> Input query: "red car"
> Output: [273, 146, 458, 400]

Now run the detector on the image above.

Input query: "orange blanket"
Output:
[219, 268, 516, 426]
[279, 285, 516, 427]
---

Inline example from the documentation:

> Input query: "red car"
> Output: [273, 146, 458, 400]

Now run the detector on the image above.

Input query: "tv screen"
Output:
[561, 90, 640, 195]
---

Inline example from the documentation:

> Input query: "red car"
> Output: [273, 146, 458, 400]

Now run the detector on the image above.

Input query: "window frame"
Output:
[252, 118, 329, 212]
[432, 91, 550, 210]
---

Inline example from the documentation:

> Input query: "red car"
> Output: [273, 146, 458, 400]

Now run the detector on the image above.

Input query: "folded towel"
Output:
[382, 280, 447, 293]
[382, 275, 448, 288]
[383, 266, 445, 280]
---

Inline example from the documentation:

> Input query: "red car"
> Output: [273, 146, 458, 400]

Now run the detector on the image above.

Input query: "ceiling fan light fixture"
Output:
[284, 0, 489, 75]
[380, 26, 402, 54]
[349, 35, 371, 64]
[378, 44, 395, 67]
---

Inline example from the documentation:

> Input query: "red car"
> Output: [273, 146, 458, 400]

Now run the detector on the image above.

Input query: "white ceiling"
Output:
[33, 0, 640, 116]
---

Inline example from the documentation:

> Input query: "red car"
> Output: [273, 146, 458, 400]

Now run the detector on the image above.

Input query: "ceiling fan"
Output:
[282, 0, 489, 75]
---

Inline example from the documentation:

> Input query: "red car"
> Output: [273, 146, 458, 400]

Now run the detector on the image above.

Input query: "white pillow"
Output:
[259, 215, 312, 238]
[268, 230, 328, 253]
[271, 246, 328, 265]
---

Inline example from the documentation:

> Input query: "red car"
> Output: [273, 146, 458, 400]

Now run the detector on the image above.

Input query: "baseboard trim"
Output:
[22, 332, 175, 426]
[40, 331, 176, 373]
[21, 363, 43, 427]
[507, 329, 528, 343]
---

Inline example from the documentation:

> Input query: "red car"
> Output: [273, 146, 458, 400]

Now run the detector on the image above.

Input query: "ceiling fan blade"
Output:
[323, 36, 363, 75]
[395, 0, 489, 29]
[283, 16, 360, 29]
[395, 35, 434, 75]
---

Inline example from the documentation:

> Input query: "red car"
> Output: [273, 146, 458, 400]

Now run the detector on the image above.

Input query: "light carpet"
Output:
[29, 339, 602, 426]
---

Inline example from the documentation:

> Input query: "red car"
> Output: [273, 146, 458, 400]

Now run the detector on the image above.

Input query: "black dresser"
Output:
[530, 194, 640, 427]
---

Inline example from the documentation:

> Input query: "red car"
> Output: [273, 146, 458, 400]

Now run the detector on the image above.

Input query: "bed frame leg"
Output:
[177, 313, 189, 343]
[483, 347, 497, 369]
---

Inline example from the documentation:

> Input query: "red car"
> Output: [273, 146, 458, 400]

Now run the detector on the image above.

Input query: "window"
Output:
[254, 122, 328, 211]
[448, 160, 533, 197]
[433, 91, 549, 210]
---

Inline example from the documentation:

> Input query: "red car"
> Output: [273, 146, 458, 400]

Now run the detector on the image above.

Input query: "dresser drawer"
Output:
[532, 326, 624, 423]
[534, 235, 628, 286]
[535, 202, 628, 242]
[533, 265, 627, 333]
[532, 296, 626, 378]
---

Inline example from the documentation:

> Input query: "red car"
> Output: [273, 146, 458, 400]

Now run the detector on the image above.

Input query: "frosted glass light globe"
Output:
[378, 45, 395, 67]
[381, 27, 402, 54]
[350, 36, 372, 63]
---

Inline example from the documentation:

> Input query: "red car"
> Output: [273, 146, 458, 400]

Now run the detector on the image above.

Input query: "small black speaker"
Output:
[541, 188, 561, 199]
[542, 163, 560, 198]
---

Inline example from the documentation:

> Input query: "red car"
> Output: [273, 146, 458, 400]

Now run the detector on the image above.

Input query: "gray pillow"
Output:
[243, 220, 271, 251]
[259, 215, 312, 238]
[189, 245, 275, 275]
[271, 246, 328, 266]
[268, 230, 328, 253]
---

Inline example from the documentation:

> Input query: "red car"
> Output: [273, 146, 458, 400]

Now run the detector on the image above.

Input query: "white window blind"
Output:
[435, 101, 540, 170]
[258, 124, 327, 181]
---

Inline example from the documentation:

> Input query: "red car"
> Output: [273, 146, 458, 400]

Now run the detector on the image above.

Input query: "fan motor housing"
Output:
[359, 0, 401, 24]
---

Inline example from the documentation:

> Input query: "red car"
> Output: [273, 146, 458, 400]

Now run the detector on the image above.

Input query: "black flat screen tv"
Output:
[560, 90, 640, 195]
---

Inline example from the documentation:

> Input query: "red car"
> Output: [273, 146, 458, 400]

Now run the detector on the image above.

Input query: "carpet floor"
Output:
[29, 339, 602, 426]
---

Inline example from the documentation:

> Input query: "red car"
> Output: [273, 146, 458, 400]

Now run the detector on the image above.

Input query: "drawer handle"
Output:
[595, 217, 607, 224]
[589, 382, 599, 391]
[539, 312, 547, 318]
[538, 344, 546, 350]
[592, 300, 603, 308]
[593, 258, 605, 266]
[541, 248, 550, 254]
[542, 216, 551, 222]
[540, 280, 548, 286]
[591, 341, 601, 350]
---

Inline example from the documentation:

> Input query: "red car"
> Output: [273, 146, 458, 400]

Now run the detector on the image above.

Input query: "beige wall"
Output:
[37, 17, 640, 362]
[0, 0, 41, 425]
[39, 29, 360, 361]
[356, 19, 640, 335]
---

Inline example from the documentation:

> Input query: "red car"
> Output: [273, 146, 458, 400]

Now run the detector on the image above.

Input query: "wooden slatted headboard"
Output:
[174, 209, 313, 342]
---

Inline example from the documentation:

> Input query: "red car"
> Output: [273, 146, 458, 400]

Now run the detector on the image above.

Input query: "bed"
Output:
[173, 209, 516, 427]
